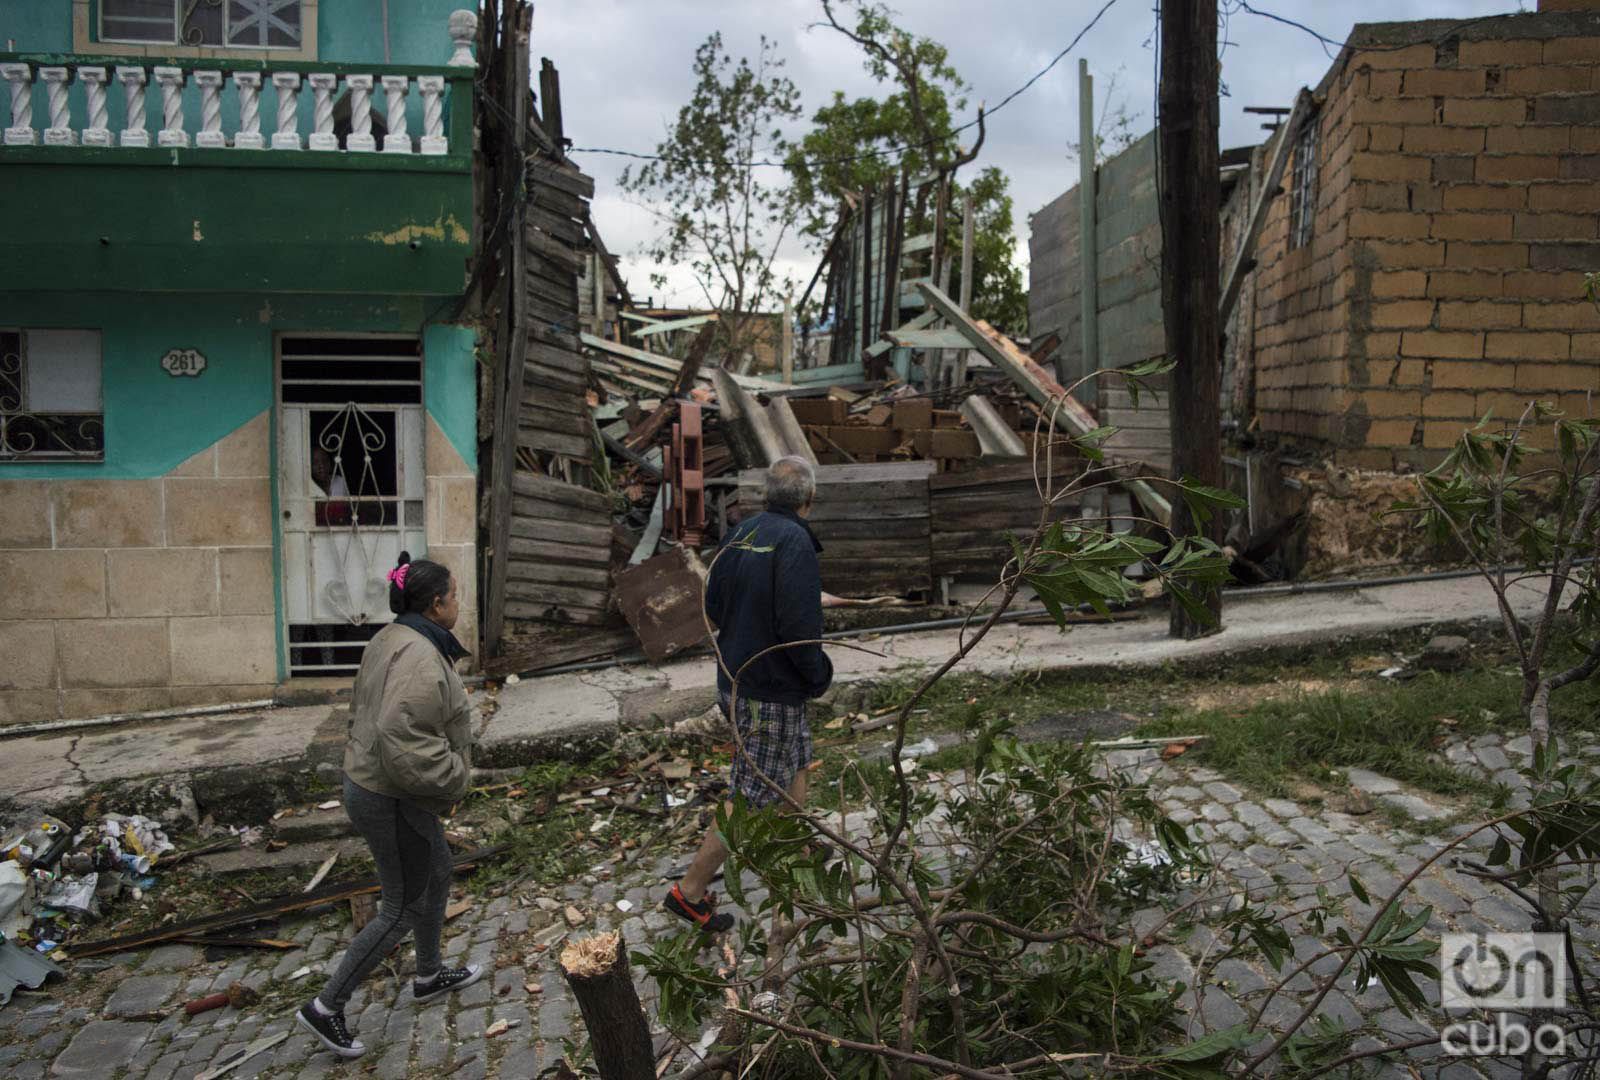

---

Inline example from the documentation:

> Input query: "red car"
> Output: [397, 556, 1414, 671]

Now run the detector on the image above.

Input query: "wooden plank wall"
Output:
[929, 461, 1085, 578]
[503, 149, 611, 624]
[1099, 371, 1171, 474]
[505, 473, 611, 623]
[737, 463, 934, 597]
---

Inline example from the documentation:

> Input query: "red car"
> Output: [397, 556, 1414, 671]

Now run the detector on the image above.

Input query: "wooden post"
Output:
[483, 2, 532, 659]
[954, 192, 975, 386]
[930, 178, 951, 388]
[1077, 58, 1100, 407]
[1159, 0, 1224, 639]
[781, 294, 794, 383]
[559, 932, 654, 1080]
[860, 189, 875, 369]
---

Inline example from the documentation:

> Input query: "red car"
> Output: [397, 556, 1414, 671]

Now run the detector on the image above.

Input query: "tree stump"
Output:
[558, 931, 654, 1080]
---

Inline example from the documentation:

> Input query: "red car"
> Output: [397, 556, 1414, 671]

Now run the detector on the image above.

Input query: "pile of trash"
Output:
[0, 809, 176, 958]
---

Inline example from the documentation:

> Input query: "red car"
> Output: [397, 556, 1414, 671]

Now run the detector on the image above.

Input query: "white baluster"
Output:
[79, 67, 110, 146]
[233, 72, 263, 149]
[381, 75, 410, 154]
[418, 76, 446, 155]
[116, 66, 149, 147]
[271, 71, 301, 150]
[308, 73, 337, 150]
[153, 66, 187, 148]
[1, 63, 36, 146]
[448, 10, 478, 67]
[345, 74, 375, 152]
[39, 66, 74, 146]
[194, 71, 224, 148]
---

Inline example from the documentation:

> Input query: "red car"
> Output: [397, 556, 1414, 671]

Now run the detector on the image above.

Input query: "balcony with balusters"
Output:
[0, 10, 479, 296]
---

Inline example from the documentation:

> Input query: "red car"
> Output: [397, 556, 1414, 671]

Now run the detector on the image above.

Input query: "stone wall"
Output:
[0, 410, 480, 728]
[0, 413, 276, 726]
[1251, 10, 1600, 468]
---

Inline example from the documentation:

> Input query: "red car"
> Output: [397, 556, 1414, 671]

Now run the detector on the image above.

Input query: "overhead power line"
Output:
[565, 0, 1120, 171]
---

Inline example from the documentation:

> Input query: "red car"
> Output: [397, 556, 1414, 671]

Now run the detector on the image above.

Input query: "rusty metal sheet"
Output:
[612, 546, 710, 664]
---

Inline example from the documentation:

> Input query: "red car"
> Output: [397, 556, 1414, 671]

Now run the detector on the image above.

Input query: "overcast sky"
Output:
[532, 0, 1525, 309]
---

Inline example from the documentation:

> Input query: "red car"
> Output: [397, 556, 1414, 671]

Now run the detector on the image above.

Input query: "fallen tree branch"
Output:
[70, 844, 509, 958]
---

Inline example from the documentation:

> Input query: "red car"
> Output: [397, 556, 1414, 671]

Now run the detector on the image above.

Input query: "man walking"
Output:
[664, 456, 833, 932]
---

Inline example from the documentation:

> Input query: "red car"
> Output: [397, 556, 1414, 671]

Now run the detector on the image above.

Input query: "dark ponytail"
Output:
[387, 551, 453, 616]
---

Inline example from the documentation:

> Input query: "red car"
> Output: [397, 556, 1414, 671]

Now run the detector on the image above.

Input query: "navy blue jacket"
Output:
[705, 507, 833, 705]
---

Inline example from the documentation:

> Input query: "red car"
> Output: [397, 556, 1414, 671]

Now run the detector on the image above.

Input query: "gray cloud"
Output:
[534, 0, 1520, 307]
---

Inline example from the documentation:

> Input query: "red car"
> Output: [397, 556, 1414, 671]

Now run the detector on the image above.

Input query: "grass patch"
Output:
[1135, 656, 1600, 806]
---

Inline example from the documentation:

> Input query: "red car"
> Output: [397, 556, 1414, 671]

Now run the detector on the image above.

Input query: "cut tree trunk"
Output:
[558, 932, 654, 1080]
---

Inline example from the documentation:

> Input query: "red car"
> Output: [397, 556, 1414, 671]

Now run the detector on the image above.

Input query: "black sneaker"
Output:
[413, 963, 486, 1003]
[664, 884, 735, 933]
[297, 1001, 365, 1058]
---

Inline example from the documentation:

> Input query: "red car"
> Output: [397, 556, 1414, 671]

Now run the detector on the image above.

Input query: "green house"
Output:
[0, 1, 487, 726]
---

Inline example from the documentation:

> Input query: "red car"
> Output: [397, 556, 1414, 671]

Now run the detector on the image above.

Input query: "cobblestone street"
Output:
[3, 723, 1598, 1079]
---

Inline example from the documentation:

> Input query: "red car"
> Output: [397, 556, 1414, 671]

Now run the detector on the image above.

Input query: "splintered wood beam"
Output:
[580, 333, 681, 372]
[917, 282, 1172, 527]
[888, 328, 972, 350]
[632, 313, 718, 338]
[1220, 89, 1309, 326]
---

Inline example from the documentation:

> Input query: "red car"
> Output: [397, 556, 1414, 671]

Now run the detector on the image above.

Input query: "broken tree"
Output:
[559, 932, 654, 1080]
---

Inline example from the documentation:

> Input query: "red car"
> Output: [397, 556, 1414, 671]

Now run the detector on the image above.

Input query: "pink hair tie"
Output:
[387, 565, 409, 590]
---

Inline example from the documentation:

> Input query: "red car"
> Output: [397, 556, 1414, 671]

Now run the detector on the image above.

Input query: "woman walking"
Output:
[297, 553, 486, 1058]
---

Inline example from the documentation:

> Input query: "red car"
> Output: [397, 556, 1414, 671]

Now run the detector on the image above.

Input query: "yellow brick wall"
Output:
[1253, 22, 1600, 468]
[1252, 52, 1361, 449]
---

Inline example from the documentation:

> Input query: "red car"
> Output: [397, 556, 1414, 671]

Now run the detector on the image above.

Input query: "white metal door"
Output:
[277, 335, 426, 676]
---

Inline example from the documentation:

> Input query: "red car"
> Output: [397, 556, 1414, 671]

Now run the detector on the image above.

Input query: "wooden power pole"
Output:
[1159, 0, 1224, 639]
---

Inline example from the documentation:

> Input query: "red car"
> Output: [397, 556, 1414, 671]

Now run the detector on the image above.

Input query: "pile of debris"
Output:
[1, 811, 180, 956]
[488, 281, 1183, 675]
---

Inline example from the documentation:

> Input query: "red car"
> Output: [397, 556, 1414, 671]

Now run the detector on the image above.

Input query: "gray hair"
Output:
[764, 455, 816, 511]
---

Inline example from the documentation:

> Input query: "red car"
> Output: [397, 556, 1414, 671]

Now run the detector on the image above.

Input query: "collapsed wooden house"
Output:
[480, 80, 1179, 667]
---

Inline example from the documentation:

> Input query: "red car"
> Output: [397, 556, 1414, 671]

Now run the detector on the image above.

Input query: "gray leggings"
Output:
[317, 776, 452, 1011]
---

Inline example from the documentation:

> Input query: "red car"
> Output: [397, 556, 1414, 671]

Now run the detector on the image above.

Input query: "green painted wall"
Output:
[4, 152, 472, 296]
[0, 291, 477, 480]
[423, 323, 480, 469]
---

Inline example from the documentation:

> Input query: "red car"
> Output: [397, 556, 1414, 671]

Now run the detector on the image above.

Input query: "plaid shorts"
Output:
[720, 691, 812, 809]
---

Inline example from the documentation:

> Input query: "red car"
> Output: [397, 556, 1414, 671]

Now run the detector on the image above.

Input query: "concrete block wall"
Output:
[1027, 131, 1165, 388]
[1253, 10, 1600, 468]
[0, 414, 277, 727]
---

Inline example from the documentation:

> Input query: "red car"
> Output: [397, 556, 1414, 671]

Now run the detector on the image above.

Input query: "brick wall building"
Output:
[1251, 4, 1600, 469]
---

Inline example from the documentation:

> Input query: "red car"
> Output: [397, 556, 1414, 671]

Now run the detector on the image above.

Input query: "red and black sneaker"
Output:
[663, 884, 735, 933]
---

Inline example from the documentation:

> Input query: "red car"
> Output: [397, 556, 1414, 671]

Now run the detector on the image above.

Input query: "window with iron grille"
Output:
[101, 0, 303, 49]
[1288, 116, 1319, 250]
[1, 330, 104, 463]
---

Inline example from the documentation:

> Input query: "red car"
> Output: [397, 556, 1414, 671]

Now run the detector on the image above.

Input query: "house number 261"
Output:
[161, 348, 207, 377]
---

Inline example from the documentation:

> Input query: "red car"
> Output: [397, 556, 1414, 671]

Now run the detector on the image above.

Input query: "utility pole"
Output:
[1159, 0, 1224, 639]
[1077, 58, 1099, 409]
